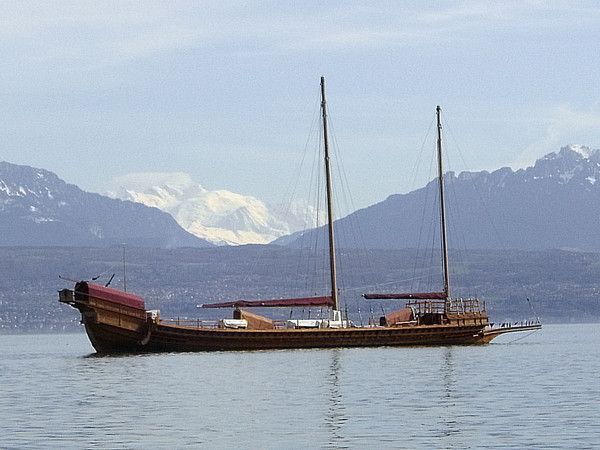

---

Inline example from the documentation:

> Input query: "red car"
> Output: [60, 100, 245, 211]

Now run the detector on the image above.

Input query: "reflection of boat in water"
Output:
[59, 78, 540, 353]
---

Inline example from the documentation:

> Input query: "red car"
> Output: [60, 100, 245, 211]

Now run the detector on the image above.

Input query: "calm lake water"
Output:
[1, 324, 598, 449]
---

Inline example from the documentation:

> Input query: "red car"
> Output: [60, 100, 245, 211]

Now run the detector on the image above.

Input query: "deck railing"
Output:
[158, 299, 487, 330]
[158, 318, 291, 330]
[159, 318, 219, 328]
[406, 298, 486, 315]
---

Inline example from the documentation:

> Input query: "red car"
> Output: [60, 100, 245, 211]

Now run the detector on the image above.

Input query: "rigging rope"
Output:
[326, 104, 377, 308]
[501, 329, 541, 344]
[339, 273, 437, 293]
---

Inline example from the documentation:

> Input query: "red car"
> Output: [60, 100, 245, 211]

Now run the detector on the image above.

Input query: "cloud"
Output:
[109, 171, 198, 195]
[4, 1, 594, 70]
[0, 2, 211, 70]
[513, 104, 600, 168]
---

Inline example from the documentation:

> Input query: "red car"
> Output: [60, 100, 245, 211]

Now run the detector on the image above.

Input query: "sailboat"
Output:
[59, 78, 540, 353]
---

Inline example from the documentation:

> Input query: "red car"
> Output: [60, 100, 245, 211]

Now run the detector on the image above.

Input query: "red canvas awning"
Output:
[363, 292, 447, 300]
[74, 281, 146, 310]
[200, 295, 334, 309]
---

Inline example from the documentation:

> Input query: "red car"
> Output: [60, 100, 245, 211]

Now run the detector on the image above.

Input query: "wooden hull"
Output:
[82, 319, 490, 353]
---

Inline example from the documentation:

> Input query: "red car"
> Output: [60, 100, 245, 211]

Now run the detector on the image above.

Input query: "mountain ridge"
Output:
[0, 161, 211, 248]
[278, 145, 600, 251]
[3, 144, 598, 250]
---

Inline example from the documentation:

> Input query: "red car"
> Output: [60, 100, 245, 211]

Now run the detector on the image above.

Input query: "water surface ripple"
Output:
[1, 324, 598, 449]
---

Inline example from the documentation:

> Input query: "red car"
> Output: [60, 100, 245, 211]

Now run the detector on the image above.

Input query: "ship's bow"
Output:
[59, 282, 151, 353]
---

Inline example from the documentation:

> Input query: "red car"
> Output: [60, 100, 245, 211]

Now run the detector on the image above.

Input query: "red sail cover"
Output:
[75, 281, 146, 310]
[363, 292, 447, 300]
[201, 296, 334, 308]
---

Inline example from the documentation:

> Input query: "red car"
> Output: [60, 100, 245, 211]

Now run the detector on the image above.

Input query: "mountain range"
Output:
[0, 162, 210, 248]
[2, 144, 599, 250]
[281, 145, 600, 251]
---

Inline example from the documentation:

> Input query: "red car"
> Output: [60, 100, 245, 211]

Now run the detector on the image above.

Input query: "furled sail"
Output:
[200, 295, 334, 308]
[362, 292, 447, 300]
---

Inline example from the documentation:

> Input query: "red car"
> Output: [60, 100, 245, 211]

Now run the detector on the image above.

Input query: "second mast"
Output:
[320, 77, 340, 311]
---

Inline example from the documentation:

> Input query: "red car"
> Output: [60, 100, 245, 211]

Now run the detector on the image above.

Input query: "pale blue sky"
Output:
[2, 1, 600, 209]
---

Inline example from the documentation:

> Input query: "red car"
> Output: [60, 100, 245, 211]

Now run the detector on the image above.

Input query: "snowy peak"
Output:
[446, 145, 600, 191]
[0, 161, 74, 224]
[529, 144, 600, 186]
[0, 162, 64, 200]
[559, 144, 598, 160]
[111, 172, 207, 210]
[109, 172, 316, 246]
[539, 144, 600, 164]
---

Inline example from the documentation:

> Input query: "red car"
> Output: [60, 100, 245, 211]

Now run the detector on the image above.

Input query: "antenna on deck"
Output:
[122, 244, 127, 292]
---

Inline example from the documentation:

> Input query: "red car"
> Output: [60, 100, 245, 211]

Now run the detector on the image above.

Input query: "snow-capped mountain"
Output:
[5, 144, 598, 250]
[526, 144, 600, 185]
[282, 145, 600, 251]
[0, 162, 210, 247]
[109, 172, 317, 246]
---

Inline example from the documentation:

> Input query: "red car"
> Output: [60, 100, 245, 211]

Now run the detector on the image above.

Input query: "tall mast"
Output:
[436, 106, 450, 299]
[320, 76, 339, 311]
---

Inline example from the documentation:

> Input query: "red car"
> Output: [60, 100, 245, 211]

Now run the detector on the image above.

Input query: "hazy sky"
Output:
[2, 1, 600, 209]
